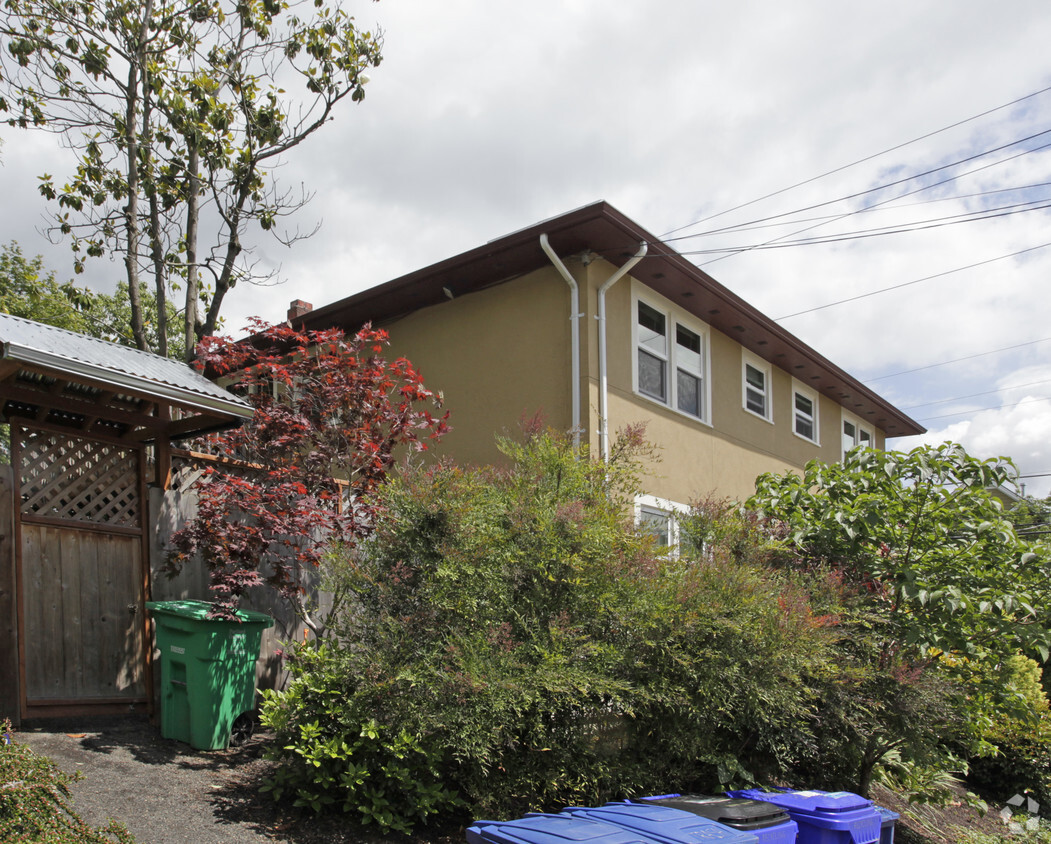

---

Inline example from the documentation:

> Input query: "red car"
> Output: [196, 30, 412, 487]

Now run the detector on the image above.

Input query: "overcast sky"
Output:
[3, 1, 1051, 495]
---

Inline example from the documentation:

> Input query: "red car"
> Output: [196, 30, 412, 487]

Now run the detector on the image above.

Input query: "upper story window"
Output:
[842, 413, 873, 458]
[637, 301, 668, 402]
[634, 295, 710, 423]
[742, 354, 772, 421]
[793, 384, 819, 444]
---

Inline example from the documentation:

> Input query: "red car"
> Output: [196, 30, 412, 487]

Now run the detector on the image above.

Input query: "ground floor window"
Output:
[635, 494, 691, 552]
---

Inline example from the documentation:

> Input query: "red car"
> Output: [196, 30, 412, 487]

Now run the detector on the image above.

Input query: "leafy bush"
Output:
[259, 644, 457, 833]
[748, 444, 1051, 796]
[261, 428, 839, 826]
[0, 722, 135, 843]
[968, 714, 1051, 811]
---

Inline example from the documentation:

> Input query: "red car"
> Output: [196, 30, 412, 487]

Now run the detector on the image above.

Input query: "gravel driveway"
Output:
[16, 716, 464, 844]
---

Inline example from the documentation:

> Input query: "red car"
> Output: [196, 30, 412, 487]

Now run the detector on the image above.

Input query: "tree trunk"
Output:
[143, 79, 168, 358]
[184, 140, 200, 359]
[122, 0, 154, 351]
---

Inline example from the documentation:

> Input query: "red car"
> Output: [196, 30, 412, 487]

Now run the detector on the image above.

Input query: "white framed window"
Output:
[633, 292, 710, 424]
[742, 354, 772, 421]
[793, 383, 819, 444]
[635, 494, 690, 551]
[637, 301, 668, 403]
[841, 412, 873, 459]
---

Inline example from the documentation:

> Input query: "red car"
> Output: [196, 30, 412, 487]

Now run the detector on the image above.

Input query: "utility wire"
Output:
[773, 242, 1051, 320]
[693, 135, 1051, 266]
[661, 83, 1051, 240]
[684, 181, 1051, 237]
[676, 200, 1051, 258]
[915, 395, 1051, 423]
[671, 127, 1051, 245]
[900, 378, 1051, 411]
[864, 336, 1051, 383]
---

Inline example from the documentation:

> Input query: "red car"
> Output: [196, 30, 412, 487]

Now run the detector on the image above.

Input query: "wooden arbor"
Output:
[0, 314, 252, 722]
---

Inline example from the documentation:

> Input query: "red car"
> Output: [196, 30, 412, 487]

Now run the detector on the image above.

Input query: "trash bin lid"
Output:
[633, 794, 791, 829]
[145, 599, 274, 627]
[729, 789, 872, 817]
[564, 804, 758, 843]
[467, 813, 660, 844]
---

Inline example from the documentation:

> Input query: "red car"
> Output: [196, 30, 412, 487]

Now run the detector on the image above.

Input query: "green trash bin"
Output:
[146, 600, 274, 750]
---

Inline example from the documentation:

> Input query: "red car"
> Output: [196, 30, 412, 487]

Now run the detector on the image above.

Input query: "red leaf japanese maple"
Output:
[166, 319, 449, 628]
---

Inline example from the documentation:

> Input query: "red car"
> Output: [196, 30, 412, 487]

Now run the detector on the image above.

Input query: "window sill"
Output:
[632, 390, 713, 428]
[742, 406, 775, 425]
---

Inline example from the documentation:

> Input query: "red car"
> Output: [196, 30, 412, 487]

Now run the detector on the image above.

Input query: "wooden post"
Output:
[0, 462, 19, 725]
[155, 403, 173, 490]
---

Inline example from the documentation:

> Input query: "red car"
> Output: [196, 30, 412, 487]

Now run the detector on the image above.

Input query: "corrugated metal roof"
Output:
[0, 312, 252, 419]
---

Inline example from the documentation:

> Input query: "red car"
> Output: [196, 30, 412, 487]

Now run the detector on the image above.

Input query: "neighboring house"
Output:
[291, 201, 924, 543]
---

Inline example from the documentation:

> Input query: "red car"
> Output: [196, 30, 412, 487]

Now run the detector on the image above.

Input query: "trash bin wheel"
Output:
[229, 712, 256, 747]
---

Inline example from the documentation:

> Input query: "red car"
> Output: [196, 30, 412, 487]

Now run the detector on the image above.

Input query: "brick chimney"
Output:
[287, 299, 313, 322]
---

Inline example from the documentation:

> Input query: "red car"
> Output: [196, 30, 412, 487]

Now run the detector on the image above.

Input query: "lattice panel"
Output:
[18, 429, 141, 528]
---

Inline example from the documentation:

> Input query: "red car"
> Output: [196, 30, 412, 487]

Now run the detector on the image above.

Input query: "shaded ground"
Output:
[15, 717, 1020, 844]
[17, 716, 465, 844]
[872, 782, 1019, 843]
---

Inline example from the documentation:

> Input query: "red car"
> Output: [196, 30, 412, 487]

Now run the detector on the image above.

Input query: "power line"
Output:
[674, 199, 1051, 258]
[864, 336, 1051, 383]
[681, 181, 1051, 237]
[670, 127, 1051, 247]
[690, 135, 1051, 266]
[900, 377, 1051, 411]
[661, 83, 1051, 240]
[774, 242, 1051, 320]
[915, 395, 1051, 423]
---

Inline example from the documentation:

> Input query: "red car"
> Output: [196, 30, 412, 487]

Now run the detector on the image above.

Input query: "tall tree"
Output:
[0, 0, 382, 358]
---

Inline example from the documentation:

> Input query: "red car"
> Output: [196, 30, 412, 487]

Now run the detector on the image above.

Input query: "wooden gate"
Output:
[14, 424, 150, 718]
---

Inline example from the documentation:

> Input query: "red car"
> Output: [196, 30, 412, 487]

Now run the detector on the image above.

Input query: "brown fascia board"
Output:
[301, 200, 925, 439]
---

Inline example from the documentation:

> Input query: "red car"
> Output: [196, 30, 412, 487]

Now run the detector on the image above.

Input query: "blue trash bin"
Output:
[466, 813, 663, 844]
[729, 789, 881, 844]
[632, 794, 797, 844]
[563, 803, 758, 844]
[876, 807, 899, 844]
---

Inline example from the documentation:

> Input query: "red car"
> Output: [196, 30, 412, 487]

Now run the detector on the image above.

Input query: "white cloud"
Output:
[3, 0, 1051, 490]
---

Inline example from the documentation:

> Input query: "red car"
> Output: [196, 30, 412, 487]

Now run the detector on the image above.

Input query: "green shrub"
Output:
[259, 645, 458, 833]
[0, 722, 135, 843]
[968, 714, 1051, 811]
[261, 428, 839, 826]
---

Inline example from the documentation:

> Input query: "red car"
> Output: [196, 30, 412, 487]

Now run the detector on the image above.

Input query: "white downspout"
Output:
[598, 242, 648, 461]
[540, 233, 582, 449]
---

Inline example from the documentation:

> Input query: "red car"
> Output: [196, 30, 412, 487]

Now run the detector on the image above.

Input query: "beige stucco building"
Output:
[293, 202, 923, 543]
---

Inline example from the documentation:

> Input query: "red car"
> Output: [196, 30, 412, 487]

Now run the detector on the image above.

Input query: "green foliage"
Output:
[749, 443, 1051, 664]
[748, 443, 1051, 797]
[0, 241, 95, 333]
[88, 283, 187, 360]
[261, 428, 838, 828]
[0, 0, 385, 353]
[968, 714, 1051, 813]
[259, 647, 456, 833]
[0, 722, 135, 843]
[1003, 654, 1050, 714]
[0, 243, 182, 357]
